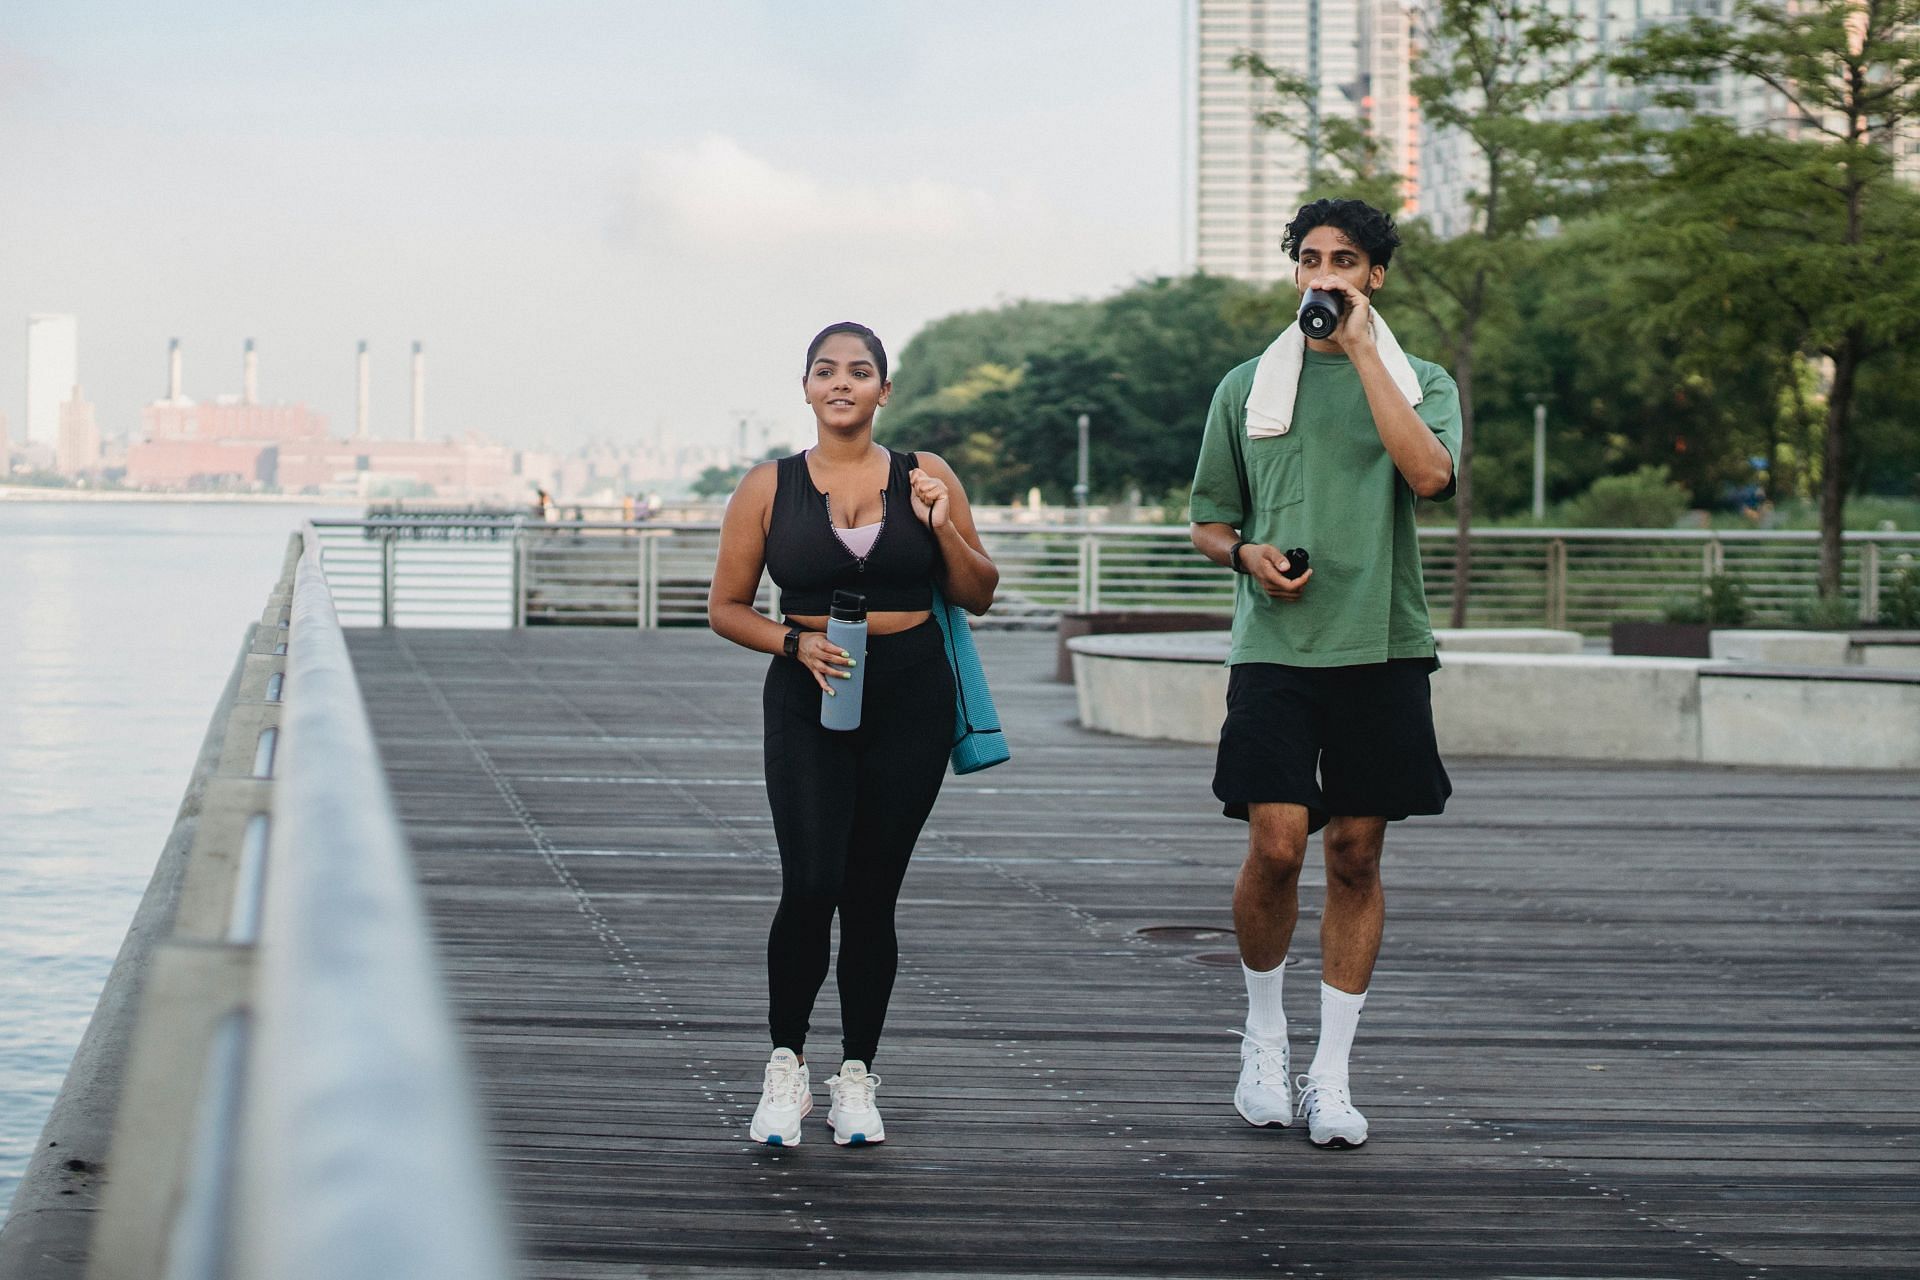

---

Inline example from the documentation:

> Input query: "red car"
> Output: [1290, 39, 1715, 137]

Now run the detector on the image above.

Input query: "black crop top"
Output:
[765, 448, 939, 615]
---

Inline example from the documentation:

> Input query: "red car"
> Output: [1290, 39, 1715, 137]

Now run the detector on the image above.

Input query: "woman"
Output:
[708, 322, 998, 1147]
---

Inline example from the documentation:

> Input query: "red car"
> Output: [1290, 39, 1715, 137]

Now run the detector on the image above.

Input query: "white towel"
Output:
[1246, 309, 1424, 439]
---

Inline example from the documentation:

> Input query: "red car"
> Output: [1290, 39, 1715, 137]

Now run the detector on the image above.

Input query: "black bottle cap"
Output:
[830, 589, 867, 623]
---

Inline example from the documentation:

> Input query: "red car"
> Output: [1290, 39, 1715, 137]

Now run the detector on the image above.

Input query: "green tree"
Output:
[1401, 0, 1610, 623]
[1617, 0, 1920, 595]
[883, 274, 1275, 505]
[1535, 206, 1821, 507]
[886, 299, 1103, 416]
[691, 464, 748, 500]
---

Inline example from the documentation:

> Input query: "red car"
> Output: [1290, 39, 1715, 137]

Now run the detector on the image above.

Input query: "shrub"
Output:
[1789, 594, 1859, 630]
[1880, 560, 1920, 627]
[1558, 466, 1691, 529]
[1661, 573, 1751, 626]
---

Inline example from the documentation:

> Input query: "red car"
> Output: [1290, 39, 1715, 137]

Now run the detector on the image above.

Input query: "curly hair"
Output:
[1282, 198, 1401, 270]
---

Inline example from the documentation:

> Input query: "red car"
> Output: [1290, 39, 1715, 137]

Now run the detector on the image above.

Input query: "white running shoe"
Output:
[1233, 1030, 1293, 1128]
[825, 1060, 885, 1146]
[749, 1049, 812, 1146]
[1297, 1073, 1368, 1148]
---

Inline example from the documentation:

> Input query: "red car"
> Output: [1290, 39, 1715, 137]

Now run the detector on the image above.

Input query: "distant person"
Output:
[1187, 198, 1461, 1148]
[708, 321, 998, 1147]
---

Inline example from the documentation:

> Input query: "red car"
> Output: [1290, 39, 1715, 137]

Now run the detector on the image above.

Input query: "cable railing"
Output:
[309, 518, 1920, 633]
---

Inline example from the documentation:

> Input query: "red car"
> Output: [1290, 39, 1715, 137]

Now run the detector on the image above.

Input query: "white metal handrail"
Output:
[230, 525, 514, 1280]
[309, 518, 1920, 633]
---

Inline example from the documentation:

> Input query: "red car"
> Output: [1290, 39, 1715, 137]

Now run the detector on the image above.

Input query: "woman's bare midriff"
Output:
[785, 610, 932, 637]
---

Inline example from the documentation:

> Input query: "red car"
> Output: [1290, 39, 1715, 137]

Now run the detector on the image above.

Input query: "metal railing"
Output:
[230, 526, 514, 1280]
[73, 527, 515, 1280]
[311, 517, 1920, 634]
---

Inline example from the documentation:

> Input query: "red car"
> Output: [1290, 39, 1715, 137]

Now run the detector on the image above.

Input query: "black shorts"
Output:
[1213, 658, 1451, 833]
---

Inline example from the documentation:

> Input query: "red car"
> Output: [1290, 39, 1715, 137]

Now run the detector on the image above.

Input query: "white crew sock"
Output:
[1242, 960, 1288, 1044]
[1308, 982, 1368, 1083]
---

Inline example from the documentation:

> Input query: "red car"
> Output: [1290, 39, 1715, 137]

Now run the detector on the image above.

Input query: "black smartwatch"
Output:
[1228, 540, 1252, 574]
[783, 625, 803, 660]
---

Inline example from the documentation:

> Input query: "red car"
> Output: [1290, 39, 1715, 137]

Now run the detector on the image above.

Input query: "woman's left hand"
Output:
[909, 468, 949, 531]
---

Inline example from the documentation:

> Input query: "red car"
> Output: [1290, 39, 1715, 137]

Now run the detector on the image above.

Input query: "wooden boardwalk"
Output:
[346, 629, 1919, 1280]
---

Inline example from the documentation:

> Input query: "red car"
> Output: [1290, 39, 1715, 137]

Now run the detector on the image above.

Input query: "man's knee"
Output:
[1323, 822, 1384, 889]
[1247, 807, 1308, 878]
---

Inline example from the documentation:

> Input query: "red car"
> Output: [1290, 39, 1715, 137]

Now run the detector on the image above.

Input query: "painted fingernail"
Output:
[840, 649, 851, 658]
[837, 670, 852, 679]
[845, 659, 857, 667]
[826, 688, 837, 697]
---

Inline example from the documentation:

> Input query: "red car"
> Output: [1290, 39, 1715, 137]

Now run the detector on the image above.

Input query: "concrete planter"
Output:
[1612, 620, 1712, 658]
[1055, 610, 1230, 682]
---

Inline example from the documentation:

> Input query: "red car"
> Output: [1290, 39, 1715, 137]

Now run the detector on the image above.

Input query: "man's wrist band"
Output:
[783, 625, 802, 659]
[1228, 540, 1251, 574]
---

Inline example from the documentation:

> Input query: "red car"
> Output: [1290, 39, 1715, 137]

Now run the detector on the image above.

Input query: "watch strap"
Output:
[783, 625, 803, 659]
[1228, 540, 1251, 574]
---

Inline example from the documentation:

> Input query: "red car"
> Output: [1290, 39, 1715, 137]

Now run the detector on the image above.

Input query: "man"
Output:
[1188, 198, 1460, 1148]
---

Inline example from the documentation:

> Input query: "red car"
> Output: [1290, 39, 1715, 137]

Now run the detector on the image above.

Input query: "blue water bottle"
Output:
[821, 589, 868, 731]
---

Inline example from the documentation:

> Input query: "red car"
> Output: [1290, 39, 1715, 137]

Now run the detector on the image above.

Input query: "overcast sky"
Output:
[2, 1, 1185, 454]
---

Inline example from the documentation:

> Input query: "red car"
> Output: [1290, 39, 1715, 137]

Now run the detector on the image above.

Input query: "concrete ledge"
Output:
[234, 653, 285, 707]
[1069, 630, 1920, 768]
[1700, 665, 1920, 769]
[172, 779, 274, 943]
[1708, 628, 1920, 669]
[1857, 643, 1920, 670]
[212, 705, 281, 780]
[1072, 649, 1225, 743]
[1432, 652, 1705, 762]
[1066, 627, 1584, 667]
[1710, 630, 1853, 665]
[1435, 628, 1584, 654]
[84, 944, 253, 1280]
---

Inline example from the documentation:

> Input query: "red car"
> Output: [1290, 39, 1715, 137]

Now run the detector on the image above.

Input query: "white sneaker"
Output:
[825, 1060, 885, 1146]
[1297, 1073, 1368, 1148]
[749, 1049, 812, 1146]
[1233, 1030, 1293, 1127]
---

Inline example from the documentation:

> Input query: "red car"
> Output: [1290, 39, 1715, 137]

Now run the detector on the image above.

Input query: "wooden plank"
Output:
[347, 628, 1920, 1279]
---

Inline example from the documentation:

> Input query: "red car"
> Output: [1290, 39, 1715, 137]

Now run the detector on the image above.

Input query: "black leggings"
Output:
[762, 618, 955, 1065]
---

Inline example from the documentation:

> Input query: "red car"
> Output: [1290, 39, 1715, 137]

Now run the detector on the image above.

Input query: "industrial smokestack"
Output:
[168, 338, 182, 401]
[356, 340, 370, 440]
[244, 338, 258, 405]
[411, 341, 425, 441]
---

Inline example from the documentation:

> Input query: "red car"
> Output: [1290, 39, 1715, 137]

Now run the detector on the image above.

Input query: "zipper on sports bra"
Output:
[822, 489, 887, 572]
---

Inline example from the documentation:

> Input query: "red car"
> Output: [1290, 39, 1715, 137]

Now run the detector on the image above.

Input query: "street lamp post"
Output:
[1530, 396, 1548, 521]
[1074, 413, 1091, 524]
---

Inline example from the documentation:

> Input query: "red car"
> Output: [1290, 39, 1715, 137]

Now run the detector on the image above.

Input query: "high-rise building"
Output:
[1190, 0, 1417, 284]
[58, 386, 101, 475]
[25, 314, 80, 449]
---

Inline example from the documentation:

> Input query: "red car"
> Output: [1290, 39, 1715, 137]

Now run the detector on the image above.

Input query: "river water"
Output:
[0, 499, 354, 1215]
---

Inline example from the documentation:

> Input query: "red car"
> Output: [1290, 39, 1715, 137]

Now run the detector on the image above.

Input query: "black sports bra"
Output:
[765, 448, 938, 615]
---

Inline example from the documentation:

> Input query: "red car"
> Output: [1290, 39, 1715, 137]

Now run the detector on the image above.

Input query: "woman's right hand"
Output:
[795, 631, 857, 694]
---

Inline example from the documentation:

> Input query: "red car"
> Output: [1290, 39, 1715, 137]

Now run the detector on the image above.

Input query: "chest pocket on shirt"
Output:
[1247, 432, 1304, 511]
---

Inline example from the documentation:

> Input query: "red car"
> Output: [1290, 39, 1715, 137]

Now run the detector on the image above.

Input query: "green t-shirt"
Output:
[1188, 349, 1462, 668]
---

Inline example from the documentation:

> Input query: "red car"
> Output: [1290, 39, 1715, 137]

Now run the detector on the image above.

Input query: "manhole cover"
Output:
[1134, 925, 1236, 944]
[1187, 950, 1246, 968]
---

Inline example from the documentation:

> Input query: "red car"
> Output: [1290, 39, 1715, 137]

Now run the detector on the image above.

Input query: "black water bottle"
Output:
[1298, 288, 1343, 341]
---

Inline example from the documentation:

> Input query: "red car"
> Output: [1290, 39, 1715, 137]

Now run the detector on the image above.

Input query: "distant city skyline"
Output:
[1, 1, 1186, 455]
